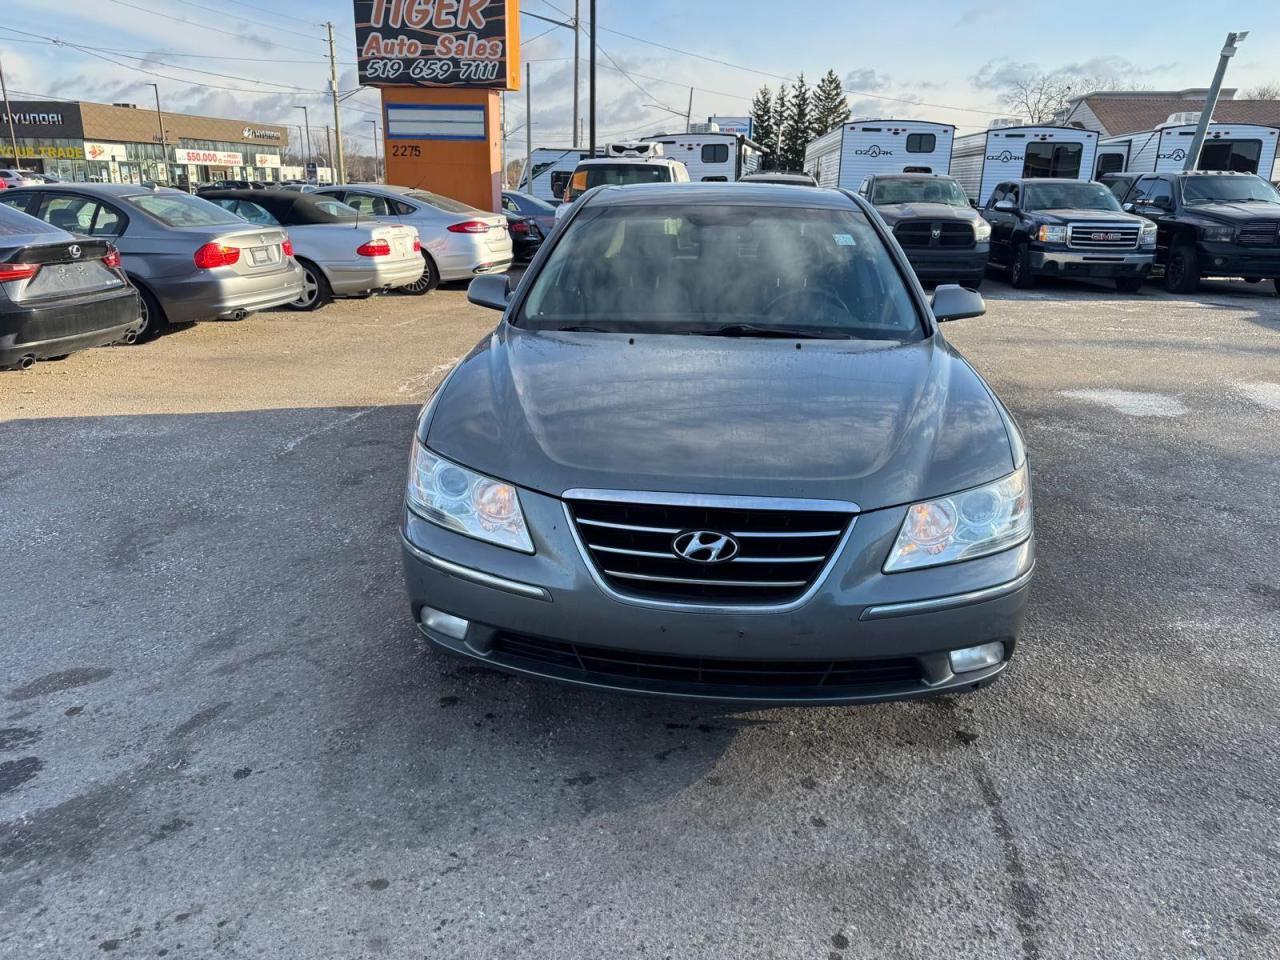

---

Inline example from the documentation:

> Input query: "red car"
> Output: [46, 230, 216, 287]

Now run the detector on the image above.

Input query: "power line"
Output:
[166, 0, 330, 44]
[106, 0, 326, 57]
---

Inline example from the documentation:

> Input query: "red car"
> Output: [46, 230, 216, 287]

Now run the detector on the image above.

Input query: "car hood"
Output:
[1182, 200, 1280, 222]
[875, 202, 978, 222]
[1034, 208, 1140, 224]
[422, 327, 1016, 511]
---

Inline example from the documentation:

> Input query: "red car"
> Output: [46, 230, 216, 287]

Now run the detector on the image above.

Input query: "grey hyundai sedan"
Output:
[401, 183, 1033, 705]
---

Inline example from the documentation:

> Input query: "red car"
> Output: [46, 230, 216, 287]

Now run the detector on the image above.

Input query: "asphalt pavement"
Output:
[1, 276, 1278, 959]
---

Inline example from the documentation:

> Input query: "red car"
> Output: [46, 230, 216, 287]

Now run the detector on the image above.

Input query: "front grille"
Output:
[565, 494, 853, 606]
[1238, 220, 1280, 246]
[491, 633, 922, 693]
[893, 221, 974, 249]
[1066, 223, 1140, 250]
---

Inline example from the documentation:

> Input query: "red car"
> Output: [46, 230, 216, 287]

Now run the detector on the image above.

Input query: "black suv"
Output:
[1117, 171, 1280, 295]
[982, 178, 1156, 291]
[858, 174, 989, 287]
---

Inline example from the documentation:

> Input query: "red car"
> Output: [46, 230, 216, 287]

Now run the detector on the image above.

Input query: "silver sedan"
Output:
[0, 184, 303, 339]
[203, 190, 424, 311]
[313, 184, 512, 293]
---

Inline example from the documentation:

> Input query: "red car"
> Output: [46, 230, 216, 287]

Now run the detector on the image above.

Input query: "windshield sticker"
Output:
[833, 233, 856, 246]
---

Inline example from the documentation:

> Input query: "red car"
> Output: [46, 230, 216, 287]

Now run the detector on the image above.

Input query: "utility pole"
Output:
[572, 0, 581, 148]
[146, 83, 168, 180]
[325, 22, 346, 183]
[525, 63, 532, 196]
[0, 58, 20, 170]
[369, 120, 381, 183]
[325, 125, 335, 180]
[589, 0, 597, 154]
[686, 87, 694, 134]
[1185, 31, 1249, 171]
[295, 106, 313, 181]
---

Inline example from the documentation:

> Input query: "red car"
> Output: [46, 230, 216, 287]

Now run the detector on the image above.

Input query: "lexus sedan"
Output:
[402, 183, 1034, 705]
[1, 185, 304, 339]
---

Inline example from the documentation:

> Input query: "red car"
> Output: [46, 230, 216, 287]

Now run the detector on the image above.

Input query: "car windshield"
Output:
[1022, 182, 1122, 212]
[1182, 175, 1280, 204]
[405, 190, 475, 214]
[125, 193, 244, 227]
[1018, 181, 1121, 209]
[569, 164, 672, 199]
[871, 178, 969, 206]
[517, 203, 923, 341]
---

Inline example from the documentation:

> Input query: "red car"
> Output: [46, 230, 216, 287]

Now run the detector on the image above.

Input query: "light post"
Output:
[145, 83, 168, 183]
[294, 105, 313, 182]
[1185, 31, 1249, 171]
[369, 120, 381, 183]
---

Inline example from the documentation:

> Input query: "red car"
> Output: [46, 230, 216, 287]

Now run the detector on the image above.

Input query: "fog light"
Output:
[421, 607, 470, 640]
[949, 641, 1005, 674]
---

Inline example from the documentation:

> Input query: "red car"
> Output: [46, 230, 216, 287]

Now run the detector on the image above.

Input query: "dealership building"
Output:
[0, 99, 292, 188]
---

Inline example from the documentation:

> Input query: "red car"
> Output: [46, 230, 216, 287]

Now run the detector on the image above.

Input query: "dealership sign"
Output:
[174, 148, 243, 166]
[255, 153, 282, 168]
[243, 127, 283, 141]
[84, 141, 128, 162]
[353, 0, 520, 89]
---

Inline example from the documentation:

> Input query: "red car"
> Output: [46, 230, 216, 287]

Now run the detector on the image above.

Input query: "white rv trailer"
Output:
[951, 125, 1099, 206]
[1095, 121, 1280, 178]
[803, 120, 955, 191]
[517, 147, 603, 204]
[640, 131, 763, 181]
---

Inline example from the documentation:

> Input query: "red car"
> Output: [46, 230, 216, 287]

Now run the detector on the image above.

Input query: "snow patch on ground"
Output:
[1060, 389, 1188, 417]
[1236, 382, 1280, 412]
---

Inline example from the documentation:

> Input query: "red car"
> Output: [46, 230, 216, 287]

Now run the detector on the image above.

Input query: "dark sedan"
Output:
[0, 201, 140, 369]
[401, 183, 1033, 705]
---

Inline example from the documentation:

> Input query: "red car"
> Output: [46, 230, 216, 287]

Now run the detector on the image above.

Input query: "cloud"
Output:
[844, 68, 889, 92]
[953, 3, 1000, 27]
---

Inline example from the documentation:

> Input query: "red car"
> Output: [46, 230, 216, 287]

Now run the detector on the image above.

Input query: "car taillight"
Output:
[282, 238, 294, 258]
[356, 239, 391, 257]
[510, 220, 529, 234]
[194, 242, 241, 269]
[447, 220, 492, 234]
[102, 249, 121, 269]
[412, 237, 421, 252]
[0, 262, 39, 282]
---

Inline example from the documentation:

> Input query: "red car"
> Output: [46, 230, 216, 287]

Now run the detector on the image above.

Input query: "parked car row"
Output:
[1, 180, 517, 369]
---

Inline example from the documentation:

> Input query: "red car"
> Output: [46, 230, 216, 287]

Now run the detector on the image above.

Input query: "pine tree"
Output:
[782, 73, 812, 172]
[812, 69, 851, 137]
[749, 86, 776, 168]
[770, 84, 789, 171]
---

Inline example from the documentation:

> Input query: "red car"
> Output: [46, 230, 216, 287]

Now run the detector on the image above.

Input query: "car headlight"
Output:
[1037, 225, 1068, 244]
[884, 464, 1032, 573]
[1199, 223, 1234, 242]
[406, 443, 533, 553]
[973, 218, 992, 242]
[1139, 221, 1157, 247]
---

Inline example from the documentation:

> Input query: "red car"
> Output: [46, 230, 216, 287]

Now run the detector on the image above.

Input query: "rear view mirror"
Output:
[467, 274, 512, 312]
[931, 284, 985, 322]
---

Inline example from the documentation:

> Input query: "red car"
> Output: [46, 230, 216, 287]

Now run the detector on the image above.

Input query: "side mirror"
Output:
[1123, 202, 1135, 212]
[467, 274, 511, 312]
[993, 199, 1017, 213]
[931, 284, 986, 323]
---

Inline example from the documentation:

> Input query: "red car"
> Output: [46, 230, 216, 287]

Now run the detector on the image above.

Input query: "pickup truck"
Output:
[1117, 170, 1280, 295]
[982, 177, 1156, 291]
[857, 173, 990, 288]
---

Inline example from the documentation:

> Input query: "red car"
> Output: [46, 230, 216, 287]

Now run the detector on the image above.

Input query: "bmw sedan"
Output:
[402, 183, 1034, 705]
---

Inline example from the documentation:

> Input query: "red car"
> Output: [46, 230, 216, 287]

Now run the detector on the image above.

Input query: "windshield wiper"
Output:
[545, 324, 615, 333]
[698, 323, 850, 340]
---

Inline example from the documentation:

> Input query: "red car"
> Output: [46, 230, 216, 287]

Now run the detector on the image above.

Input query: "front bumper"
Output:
[1195, 241, 1280, 279]
[903, 244, 990, 281]
[327, 256, 425, 296]
[154, 261, 305, 323]
[400, 489, 1034, 705]
[1031, 247, 1153, 278]
[0, 284, 140, 365]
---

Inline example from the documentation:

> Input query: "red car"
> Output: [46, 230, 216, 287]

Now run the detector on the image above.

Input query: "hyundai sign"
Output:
[353, 0, 521, 89]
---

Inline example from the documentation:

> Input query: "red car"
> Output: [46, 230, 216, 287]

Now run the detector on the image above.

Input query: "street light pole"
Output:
[589, 0, 596, 155]
[1185, 31, 1249, 172]
[369, 120, 381, 183]
[294, 106, 313, 181]
[526, 63, 532, 197]
[146, 83, 168, 181]
[0, 57, 20, 170]
[572, 0, 581, 149]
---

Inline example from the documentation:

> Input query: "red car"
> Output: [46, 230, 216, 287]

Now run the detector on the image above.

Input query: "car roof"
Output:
[1008, 178, 1101, 186]
[871, 173, 958, 181]
[577, 157, 680, 166]
[584, 181, 855, 209]
[741, 173, 814, 182]
[29, 183, 183, 198]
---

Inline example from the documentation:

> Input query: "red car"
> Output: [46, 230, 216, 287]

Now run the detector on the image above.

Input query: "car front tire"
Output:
[1010, 243, 1037, 289]
[1165, 243, 1201, 294]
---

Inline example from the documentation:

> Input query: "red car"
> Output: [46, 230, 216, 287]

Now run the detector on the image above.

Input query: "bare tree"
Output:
[1244, 82, 1280, 100]
[999, 73, 1076, 123]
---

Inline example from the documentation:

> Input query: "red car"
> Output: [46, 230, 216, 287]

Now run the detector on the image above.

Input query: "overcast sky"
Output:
[1, 0, 1276, 156]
